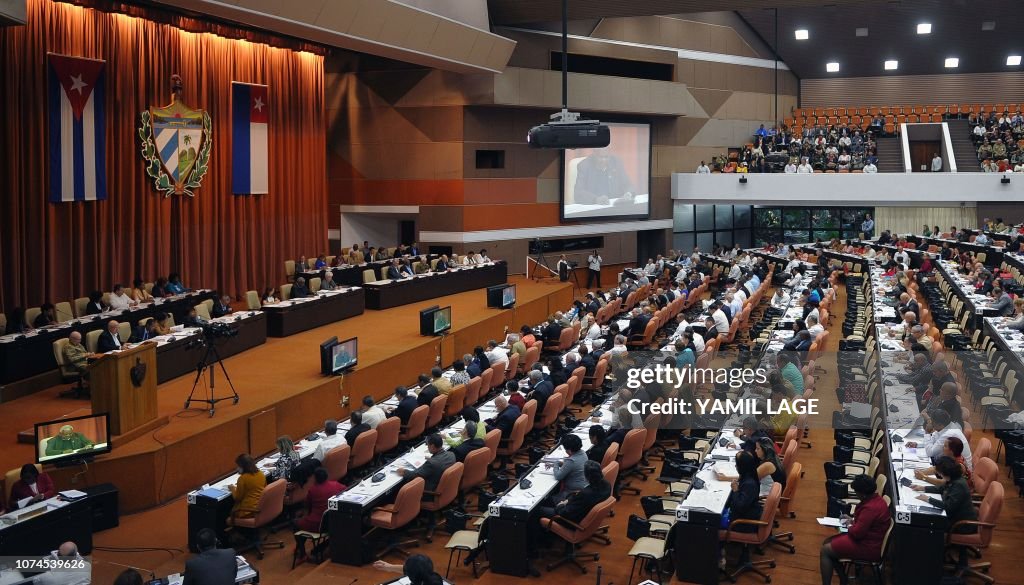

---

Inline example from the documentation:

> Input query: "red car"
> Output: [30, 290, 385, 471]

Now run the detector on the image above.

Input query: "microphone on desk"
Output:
[103, 559, 158, 583]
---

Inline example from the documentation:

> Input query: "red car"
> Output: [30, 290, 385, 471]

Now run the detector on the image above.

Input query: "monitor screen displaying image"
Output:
[331, 337, 358, 374]
[501, 284, 516, 308]
[433, 306, 452, 335]
[35, 413, 111, 465]
[562, 121, 651, 221]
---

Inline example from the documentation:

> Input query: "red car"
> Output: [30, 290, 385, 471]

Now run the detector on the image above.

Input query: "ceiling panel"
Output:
[740, 0, 1024, 78]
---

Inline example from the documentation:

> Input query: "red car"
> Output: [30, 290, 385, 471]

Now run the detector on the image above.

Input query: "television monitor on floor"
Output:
[35, 413, 111, 466]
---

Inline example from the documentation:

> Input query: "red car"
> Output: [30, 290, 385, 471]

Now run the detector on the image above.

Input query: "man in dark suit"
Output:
[584, 293, 601, 316]
[97, 320, 122, 353]
[291, 277, 310, 299]
[132, 318, 158, 343]
[526, 370, 553, 414]
[451, 421, 486, 462]
[626, 308, 646, 338]
[386, 259, 407, 280]
[579, 345, 598, 377]
[486, 396, 521, 440]
[783, 330, 813, 353]
[529, 461, 611, 561]
[344, 411, 370, 447]
[211, 295, 233, 318]
[397, 433, 456, 493]
[898, 293, 920, 322]
[416, 373, 439, 407]
[183, 528, 237, 585]
[388, 386, 419, 426]
[542, 318, 563, 344]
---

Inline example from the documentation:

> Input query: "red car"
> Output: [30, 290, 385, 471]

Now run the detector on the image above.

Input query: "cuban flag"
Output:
[232, 82, 269, 195]
[48, 54, 107, 202]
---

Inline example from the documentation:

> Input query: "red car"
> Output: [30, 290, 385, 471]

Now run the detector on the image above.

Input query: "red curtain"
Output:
[0, 0, 327, 311]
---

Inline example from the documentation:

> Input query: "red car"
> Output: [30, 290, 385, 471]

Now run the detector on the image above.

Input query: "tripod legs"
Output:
[185, 341, 240, 416]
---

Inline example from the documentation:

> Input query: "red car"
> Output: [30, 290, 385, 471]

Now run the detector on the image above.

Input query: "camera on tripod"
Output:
[566, 260, 579, 269]
[202, 321, 237, 340]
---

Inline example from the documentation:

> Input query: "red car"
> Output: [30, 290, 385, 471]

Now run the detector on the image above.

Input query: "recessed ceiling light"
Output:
[795, 29, 809, 40]
[945, 57, 959, 68]
[826, 62, 840, 72]
[982, 21, 996, 31]
[884, 60, 898, 70]
[856, 27, 869, 37]
[1009, 55, 1022, 66]
[917, 23, 932, 34]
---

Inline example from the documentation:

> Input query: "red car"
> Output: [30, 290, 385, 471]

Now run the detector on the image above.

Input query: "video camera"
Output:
[201, 321, 237, 340]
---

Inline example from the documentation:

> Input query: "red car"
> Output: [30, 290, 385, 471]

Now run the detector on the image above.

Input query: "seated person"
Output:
[45, 424, 95, 457]
[290, 277, 310, 299]
[211, 295, 233, 318]
[151, 277, 169, 298]
[915, 436, 973, 491]
[911, 456, 977, 533]
[8, 464, 56, 509]
[819, 474, 891, 584]
[294, 467, 345, 536]
[261, 287, 279, 305]
[416, 374, 439, 407]
[62, 331, 90, 375]
[313, 254, 328, 269]
[108, 283, 135, 311]
[130, 278, 153, 303]
[37, 542, 91, 585]
[387, 259, 409, 280]
[312, 419, 345, 463]
[586, 425, 610, 463]
[228, 454, 266, 521]
[485, 395, 521, 440]
[723, 450, 763, 534]
[344, 411, 370, 447]
[360, 396, 387, 430]
[450, 421, 486, 462]
[132, 318, 159, 342]
[395, 433, 455, 492]
[319, 271, 338, 291]
[183, 528, 237, 585]
[183, 308, 207, 329]
[273, 436, 301, 481]
[85, 290, 106, 315]
[533, 460, 611, 554]
[152, 312, 172, 335]
[165, 273, 186, 295]
[34, 303, 58, 328]
[372, 554, 445, 585]
[549, 434, 588, 501]
[96, 320, 123, 353]
[387, 386, 419, 425]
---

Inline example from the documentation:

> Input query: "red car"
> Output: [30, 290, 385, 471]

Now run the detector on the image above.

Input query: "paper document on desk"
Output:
[817, 517, 843, 527]
[679, 489, 727, 512]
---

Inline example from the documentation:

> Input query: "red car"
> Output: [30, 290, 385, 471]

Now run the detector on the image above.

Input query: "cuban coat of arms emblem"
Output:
[138, 74, 212, 196]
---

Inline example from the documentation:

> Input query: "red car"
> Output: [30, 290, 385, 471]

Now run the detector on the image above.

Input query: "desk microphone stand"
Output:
[185, 338, 240, 417]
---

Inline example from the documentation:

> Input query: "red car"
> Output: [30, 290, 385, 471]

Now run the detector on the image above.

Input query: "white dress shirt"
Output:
[712, 309, 729, 335]
[108, 293, 132, 311]
[923, 423, 973, 470]
[362, 405, 386, 429]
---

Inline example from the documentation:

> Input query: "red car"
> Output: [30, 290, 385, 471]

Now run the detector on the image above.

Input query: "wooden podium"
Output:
[89, 342, 159, 436]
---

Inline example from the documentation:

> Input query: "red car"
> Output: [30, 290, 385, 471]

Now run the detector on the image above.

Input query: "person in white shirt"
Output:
[644, 259, 657, 274]
[476, 250, 490, 263]
[690, 329, 705, 353]
[108, 284, 135, 311]
[784, 256, 801, 273]
[673, 316, 691, 338]
[711, 303, 729, 335]
[737, 252, 751, 267]
[862, 162, 877, 173]
[893, 249, 910, 266]
[485, 340, 509, 366]
[609, 335, 628, 354]
[784, 160, 797, 173]
[797, 157, 813, 173]
[727, 263, 742, 280]
[360, 396, 386, 429]
[930, 153, 943, 172]
[734, 287, 747, 305]
[312, 419, 346, 462]
[975, 232, 990, 246]
[771, 288, 791, 308]
[583, 315, 602, 340]
[727, 292, 743, 318]
[806, 314, 823, 338]
[973, 124, 985, 140]
[913, 410, 972, 470]
[690, 247, 701, 265]
[587, 251, 602, 288]
[461, 252, 477, 265]
[864, 247, 877, 259]
[696, 161, 711, 174]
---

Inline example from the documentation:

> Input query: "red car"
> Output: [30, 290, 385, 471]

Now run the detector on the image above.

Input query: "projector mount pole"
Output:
[552, 0, 578, 125]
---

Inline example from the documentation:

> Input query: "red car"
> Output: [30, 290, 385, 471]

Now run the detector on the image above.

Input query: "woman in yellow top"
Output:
[130, 278, 153, 304]
[229, 454, 265, 520]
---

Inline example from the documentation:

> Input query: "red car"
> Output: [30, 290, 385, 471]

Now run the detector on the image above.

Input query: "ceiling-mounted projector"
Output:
[527, 109, 610, 149]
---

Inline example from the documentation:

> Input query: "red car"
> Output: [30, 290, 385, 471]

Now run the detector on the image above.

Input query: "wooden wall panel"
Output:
[248, 408, 277, 458]
[801, 72, 1024, 107]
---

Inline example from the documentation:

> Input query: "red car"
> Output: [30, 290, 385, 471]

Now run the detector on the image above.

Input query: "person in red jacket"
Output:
[293, 467, 345, 562]
[819, 474, 891, 585]
[8, 464, 56, 510]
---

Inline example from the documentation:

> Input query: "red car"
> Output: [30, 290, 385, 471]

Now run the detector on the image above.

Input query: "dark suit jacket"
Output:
[627, 316, 647, 337]
[291, 284, 310, 298]
[451, 437, 485, 462]
[543, 323, 563, 343]
[345, 423, 370, 447]
[556, 479, 611, 524]
[97, 330, 121, 353]
[407, 450, 456, 492]
[529, 380, 554, 413]
[86, 302, 104, 315]
[488, 404, 522, 439]
[212, 302, 232, 318]
[387, 266, 404, 279]
[580, 354, 598, 377]
[182, 547, 238, 585]
[417, 384, 439, 407]
[391, 396, 419, 425]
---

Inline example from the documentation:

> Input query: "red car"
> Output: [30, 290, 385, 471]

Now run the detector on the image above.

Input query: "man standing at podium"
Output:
[45, 424, 94, 456]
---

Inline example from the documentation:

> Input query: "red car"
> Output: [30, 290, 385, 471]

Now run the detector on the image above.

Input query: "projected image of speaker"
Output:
[486, 284, 517, 309]
[35, 412, 111, 467]
[419, 305, 452, 336]
[562, 121, 651, 221]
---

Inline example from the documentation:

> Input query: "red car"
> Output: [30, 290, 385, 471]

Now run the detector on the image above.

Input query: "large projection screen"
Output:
[561, 122, 651, 221]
